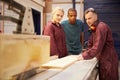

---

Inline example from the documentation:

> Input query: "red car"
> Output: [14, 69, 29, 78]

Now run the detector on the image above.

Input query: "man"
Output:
[61, 8, 84, 55]
[77, 8, 118, 80]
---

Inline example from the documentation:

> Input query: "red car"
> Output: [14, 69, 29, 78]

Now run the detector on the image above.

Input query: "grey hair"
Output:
[84, 8, 97, 15]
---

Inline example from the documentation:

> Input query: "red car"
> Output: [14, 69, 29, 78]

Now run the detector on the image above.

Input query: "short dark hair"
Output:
[84, 8, 97, 15]
[68, 8, 77, 15]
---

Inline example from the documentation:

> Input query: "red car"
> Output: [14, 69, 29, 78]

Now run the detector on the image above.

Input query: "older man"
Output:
[77, 8, 119, 80]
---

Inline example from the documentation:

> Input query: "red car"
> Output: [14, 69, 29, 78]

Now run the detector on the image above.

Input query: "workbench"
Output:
[28, 56, 98, 80]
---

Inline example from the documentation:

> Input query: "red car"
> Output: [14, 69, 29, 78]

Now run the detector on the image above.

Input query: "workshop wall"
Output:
[0, 0, 45, 34]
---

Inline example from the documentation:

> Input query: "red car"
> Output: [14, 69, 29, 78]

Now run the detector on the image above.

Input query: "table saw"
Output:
[28, 55, 98, 80]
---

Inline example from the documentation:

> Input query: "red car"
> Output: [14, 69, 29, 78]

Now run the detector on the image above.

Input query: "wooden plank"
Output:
[0, 34, 50, 80]
[48, 58, 98, 80]
[41, 55, 78, 69]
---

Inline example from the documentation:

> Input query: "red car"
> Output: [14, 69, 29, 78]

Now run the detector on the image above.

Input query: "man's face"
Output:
[68, 11, 77, 24]
[85, 12, 97, 27]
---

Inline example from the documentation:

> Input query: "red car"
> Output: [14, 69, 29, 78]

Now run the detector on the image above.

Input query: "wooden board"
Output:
[41, 55, 78, 69]
[0, 34, 50, 80]
[48, 58, 98, 80]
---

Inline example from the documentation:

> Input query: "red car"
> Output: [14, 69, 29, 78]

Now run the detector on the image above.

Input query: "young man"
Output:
[77, 8, 118, 80]
[61, 8, 84, 55]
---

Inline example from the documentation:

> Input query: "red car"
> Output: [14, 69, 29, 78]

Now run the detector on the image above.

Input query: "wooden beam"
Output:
[41, 55, 78, 69]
